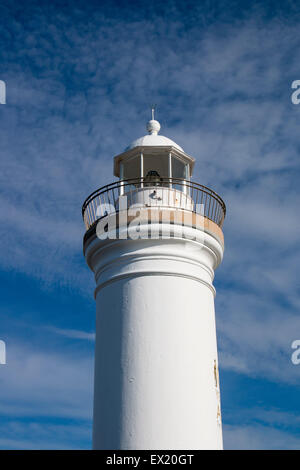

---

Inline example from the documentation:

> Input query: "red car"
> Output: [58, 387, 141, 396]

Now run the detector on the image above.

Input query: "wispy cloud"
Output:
[1, 0, 300, 449]
[224, 423, 300, 450]
[0, 340, 93, 420]
[0, 420, 91, 450]
[47, 326, 95, 341]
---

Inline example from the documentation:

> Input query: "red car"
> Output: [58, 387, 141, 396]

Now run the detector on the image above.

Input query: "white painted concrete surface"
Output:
[84, 222, 224, 450]
[120, 186, 194, 211]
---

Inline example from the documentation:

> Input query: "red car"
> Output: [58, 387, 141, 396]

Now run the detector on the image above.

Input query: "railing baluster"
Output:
[200, 189, 204, 216]
[87, 203, 92, 227]
[208, 192, 211, 221]
[211, 198, 216, 223]
[213, 198, 218, 224]
[195, 185, 199, 212]
[98, 195, 101, 218]
[112, 187, 116, 210]
[217, 204, 221, 225]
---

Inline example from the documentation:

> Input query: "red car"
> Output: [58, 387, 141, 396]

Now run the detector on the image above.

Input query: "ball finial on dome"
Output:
[147, 119, 161, 135]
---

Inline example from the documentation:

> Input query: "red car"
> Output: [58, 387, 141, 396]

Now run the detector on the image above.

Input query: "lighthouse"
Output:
[82, 115, 226, 450]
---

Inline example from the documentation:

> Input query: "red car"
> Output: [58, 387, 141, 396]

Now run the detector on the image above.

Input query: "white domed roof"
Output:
[125, 119, 183, 152]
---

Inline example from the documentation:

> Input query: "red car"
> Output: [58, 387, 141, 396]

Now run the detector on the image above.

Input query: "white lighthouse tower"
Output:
[82, 115, 226, 450]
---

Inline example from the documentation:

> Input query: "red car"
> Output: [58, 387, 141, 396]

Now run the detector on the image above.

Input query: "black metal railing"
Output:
[82, 177, 226, 230]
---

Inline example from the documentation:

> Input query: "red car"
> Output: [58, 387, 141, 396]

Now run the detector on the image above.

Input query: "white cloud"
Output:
[0, 421, 91, 450]
[47, 326, 95, 341]
[224, 423, 300, 450]
[1, 2, 300, 449]
[0, 340, 93, 420]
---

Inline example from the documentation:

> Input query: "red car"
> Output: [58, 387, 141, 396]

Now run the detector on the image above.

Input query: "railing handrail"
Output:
[82, 177, 226, 212]
[82, 177, 226, 230]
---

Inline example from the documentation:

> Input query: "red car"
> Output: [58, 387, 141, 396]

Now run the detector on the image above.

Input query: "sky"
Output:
[0, 0, 300, 449]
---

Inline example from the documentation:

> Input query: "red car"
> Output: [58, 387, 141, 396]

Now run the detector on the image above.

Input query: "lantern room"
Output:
[82, 117, 226, 231]
[113, 119, 195, 187]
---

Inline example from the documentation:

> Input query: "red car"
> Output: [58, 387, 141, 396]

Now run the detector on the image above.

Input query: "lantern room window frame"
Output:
[115, 146, 195, 196]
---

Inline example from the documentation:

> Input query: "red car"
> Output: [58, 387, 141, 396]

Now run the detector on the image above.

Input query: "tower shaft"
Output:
[84, 220, 224, 450]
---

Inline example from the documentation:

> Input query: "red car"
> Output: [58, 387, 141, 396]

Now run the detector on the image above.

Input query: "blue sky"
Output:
[0, 0, 300, 449]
